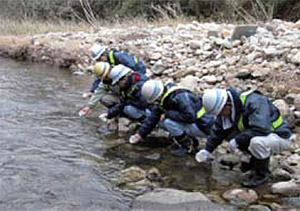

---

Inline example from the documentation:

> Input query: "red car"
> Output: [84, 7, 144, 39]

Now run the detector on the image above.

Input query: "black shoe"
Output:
[240, 161, 252, 173]
[242, 172, 269, 188]
[173, 133, 196, 154]
[241, 157, 270, 188]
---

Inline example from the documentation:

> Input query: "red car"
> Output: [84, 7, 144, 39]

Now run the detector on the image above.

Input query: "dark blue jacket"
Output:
[139, 84, 215, 138]
[107, 50, 146, 74]
[90, 50, 146, 92]
[107, 73, 149, 119]
[205, 88, 292, 153]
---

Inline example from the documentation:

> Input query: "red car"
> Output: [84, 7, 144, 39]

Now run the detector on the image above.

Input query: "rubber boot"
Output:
[240, 156, 254, 173]
[242, 157, 270, 188]
[171, 134, 194, 156]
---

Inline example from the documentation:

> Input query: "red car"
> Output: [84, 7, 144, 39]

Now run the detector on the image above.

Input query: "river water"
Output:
[0, 58, 131, 210]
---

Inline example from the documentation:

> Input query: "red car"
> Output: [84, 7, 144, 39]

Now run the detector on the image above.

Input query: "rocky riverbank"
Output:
[1, 19, 300, 210]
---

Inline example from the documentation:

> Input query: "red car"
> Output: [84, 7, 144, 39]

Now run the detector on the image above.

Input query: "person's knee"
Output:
[100, 95, 119, 108]
[123, 105, 143, 119]
[248, 138, 270, 159]
[163, 119, 184, 137]
[163, 119, 177, 129]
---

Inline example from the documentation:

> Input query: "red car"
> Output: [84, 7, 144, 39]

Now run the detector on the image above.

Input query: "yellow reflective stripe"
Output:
[160, 86, 189, 106]
[238, 116, 245, 131]
[238, 90, 255, 131]
[109, 51, 115, 67]
[121, 91, 126, 98]
[272, 115, 282, 130]
[125, 84, 137, 98]
[196, 107, 206, 119]
[134, 56, 138, 64]
[240, 90, 254, 105]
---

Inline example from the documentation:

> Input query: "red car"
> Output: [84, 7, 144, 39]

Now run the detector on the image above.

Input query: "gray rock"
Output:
[271, 179, 300, 195]
[231, 25, 257, 40]
[291, 52, 300, 64]
[222, 188, 258, 205]
[189, 40, 203, 49]
[132, 188, 233, 211]
[247, 205, 271, 211]
[150, 62, 165, 75]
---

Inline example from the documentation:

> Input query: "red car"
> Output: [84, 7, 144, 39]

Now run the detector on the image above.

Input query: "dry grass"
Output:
[0, 15, 193, 36]
[0, 36, 30, 46]
[0, 19, 95, 36]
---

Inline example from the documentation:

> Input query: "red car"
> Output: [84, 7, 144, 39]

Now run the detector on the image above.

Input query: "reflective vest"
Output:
[122, 83, 138, 99]
[160, 86, 206, 119]
[237, 90, 283, 132]
[109, 51, 138, 67]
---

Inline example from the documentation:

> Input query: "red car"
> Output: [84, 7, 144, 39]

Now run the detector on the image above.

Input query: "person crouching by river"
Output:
[97, 64, 150, 130]
[82, 44, 147, 99]
[129, 80, 215, 156]
[195, 88, 292, 188]
[79, 62, 120, 132]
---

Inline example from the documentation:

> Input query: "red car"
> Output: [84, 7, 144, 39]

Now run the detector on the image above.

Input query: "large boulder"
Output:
[132, 188, 232, 211]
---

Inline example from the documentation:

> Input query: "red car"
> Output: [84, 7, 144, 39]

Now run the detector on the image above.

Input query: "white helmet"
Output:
[90, 44, 106, 60]
[109, 65, 133, 85]
[141, 80, 164, 103]
[202, 88, 228, 116]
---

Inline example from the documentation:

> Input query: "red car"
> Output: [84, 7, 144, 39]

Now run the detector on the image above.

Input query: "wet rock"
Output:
[247, 205, 271, 211]
[271, 179, 300, 195]
[272, 168, 293, 181]
[144, 153, 161, 161]
[132, 188, 231, 211]
[118, 166, 147, 185]
[282, 196, 300, 208]
[222, 188, 258, 205]
[283, 154, 300, 175]
[118, 118, 131, 133]
[219, 154, 240, 170]
[146, 167, 162, 182]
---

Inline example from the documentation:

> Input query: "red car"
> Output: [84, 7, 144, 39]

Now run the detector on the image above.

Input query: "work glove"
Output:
[98, 113, 110, 123]
[227, 138, 238, 153]
[78, 107, 92, 117]
[195, 149, 211, 163]
[129, 133, 142, 144]
[82, 92, 93, 98]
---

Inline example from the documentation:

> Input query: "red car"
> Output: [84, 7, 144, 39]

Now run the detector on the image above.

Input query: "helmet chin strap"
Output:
[227, 91, 236, 122]
[221, 92, 236, 130]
